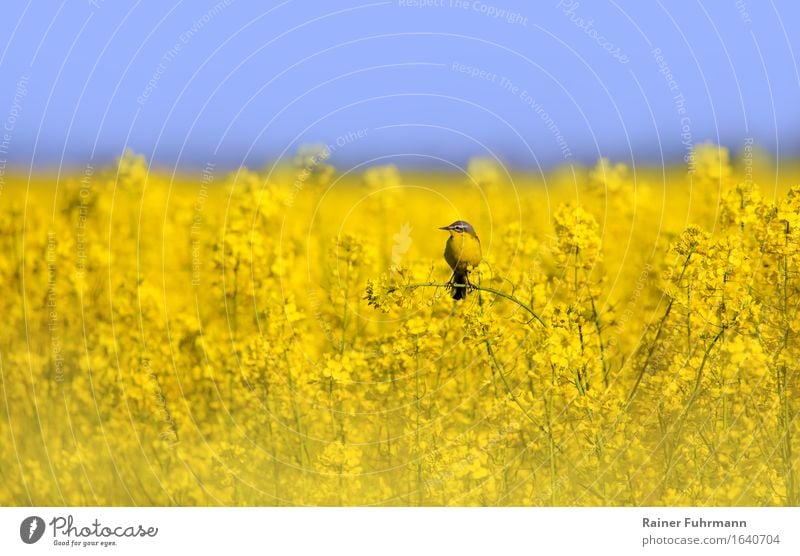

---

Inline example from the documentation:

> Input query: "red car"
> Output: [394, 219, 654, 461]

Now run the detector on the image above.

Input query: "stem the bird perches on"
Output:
[391, 282, 547, 328]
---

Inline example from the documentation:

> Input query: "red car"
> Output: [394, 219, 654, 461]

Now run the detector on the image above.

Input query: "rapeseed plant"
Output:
[1, 144, 797, 506]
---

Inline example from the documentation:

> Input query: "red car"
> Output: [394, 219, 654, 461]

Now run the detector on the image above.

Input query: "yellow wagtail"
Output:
[439, 220, 482, 300]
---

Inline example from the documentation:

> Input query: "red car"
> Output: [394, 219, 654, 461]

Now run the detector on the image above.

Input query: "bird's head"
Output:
[439, 220, 477, 237]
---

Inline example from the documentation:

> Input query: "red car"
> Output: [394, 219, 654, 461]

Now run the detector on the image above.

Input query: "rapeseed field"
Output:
[1, 143, 797, 506]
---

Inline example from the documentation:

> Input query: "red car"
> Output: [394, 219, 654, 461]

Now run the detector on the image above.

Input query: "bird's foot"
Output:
[445, 272, 473, 297]
[444, 276, 459, 296]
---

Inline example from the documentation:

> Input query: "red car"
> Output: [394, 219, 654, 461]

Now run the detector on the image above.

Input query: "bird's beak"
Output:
[439, 225, 451, 231]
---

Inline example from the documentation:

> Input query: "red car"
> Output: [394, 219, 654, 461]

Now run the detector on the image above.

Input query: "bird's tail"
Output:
[451, 270, 468, 300]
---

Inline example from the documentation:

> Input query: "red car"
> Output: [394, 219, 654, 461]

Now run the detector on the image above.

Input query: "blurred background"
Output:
[0, 0, 798, 172]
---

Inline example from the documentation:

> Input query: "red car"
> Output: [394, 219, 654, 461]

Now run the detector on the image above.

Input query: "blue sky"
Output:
[0, 0, 798, 171]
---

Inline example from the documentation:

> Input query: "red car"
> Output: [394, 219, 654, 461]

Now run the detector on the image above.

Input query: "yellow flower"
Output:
[3, 146, 798, 507]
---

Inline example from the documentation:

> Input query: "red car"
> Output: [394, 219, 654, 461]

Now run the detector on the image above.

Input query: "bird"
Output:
[439, 220, 482, 300]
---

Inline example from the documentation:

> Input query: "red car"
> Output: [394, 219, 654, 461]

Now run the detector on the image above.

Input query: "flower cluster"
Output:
[0, 144, 797, 506]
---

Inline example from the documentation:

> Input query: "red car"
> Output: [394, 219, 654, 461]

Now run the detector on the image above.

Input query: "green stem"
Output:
[589, 295, 609, 388]
[626, 252, 693, 406]
[396, 282, 547, 328]
[663, 327, 725, 483]
[483, 335, 545, 432]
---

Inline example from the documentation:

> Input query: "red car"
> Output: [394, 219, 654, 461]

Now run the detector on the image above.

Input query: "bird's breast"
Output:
[445, 234, 482, 270]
